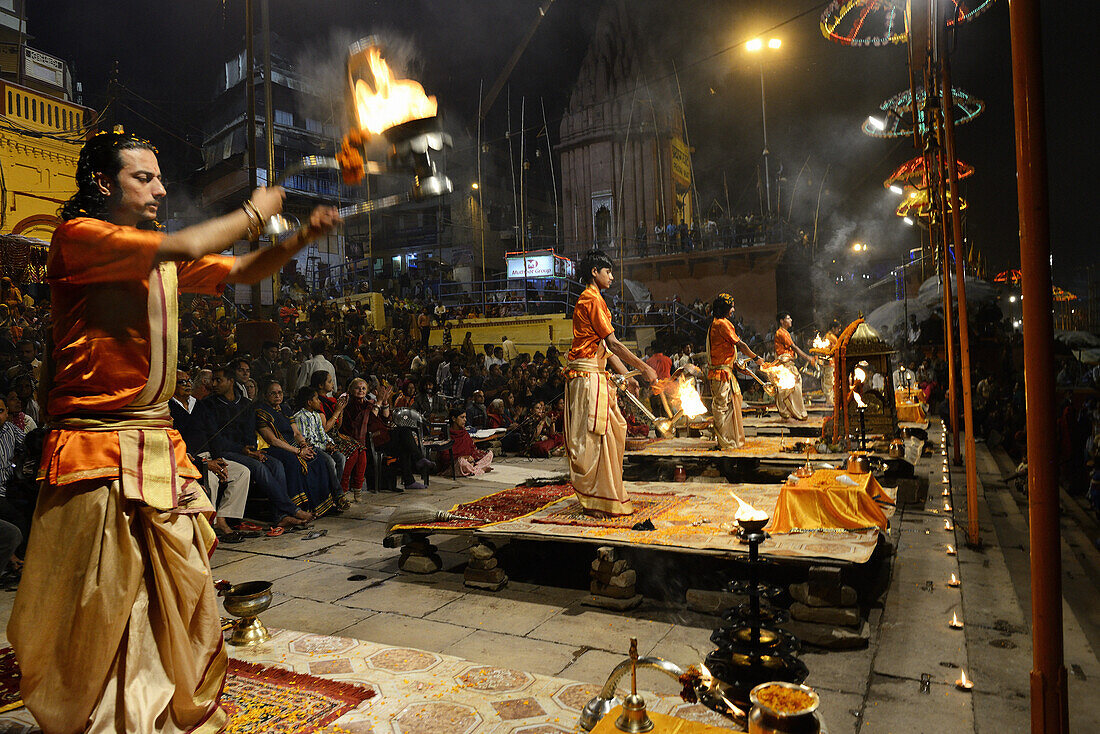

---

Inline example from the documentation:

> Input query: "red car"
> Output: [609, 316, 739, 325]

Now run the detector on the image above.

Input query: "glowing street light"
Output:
[852, 242, 867, 252]
[889, 184, 904, 195]
[867, 115, 886, 131]
[903, 216, 915, 226]
[471, 182, 479, 190]
[745, 37, 782, 215]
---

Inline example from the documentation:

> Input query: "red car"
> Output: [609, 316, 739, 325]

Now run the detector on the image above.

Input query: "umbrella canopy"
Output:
[863, 87, 984, 138]
[916, 274, 999, 314]
[884, 155, 974, 191]
[1054, 330, 1100, 349]
[821, 0, 999, 47]
[865, 298, 930, 344]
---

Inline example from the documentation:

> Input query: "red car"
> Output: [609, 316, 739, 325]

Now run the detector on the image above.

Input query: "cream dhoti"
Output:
[563, 357, 632, 515]
[10, 411, 226, 734]
[708, 365, 746, 449]
[774, 359, 809, 421]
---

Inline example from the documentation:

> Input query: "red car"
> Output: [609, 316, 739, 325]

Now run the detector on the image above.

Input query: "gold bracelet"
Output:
[241, 200, 264, 240]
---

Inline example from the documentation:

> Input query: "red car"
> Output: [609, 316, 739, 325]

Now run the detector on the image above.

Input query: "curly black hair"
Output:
[577, 249, 614, 284]
[59, 131, 158, 222]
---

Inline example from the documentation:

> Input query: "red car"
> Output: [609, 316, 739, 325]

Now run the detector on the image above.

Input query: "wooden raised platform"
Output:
[387, 480, 896, 567]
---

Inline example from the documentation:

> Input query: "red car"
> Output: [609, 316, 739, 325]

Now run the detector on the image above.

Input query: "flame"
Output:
[959, 669, 971, 686]
[677, 377, 707, 418]
[950, 611, 962, 627]
[812, 333, 830, 350]
[354, 47, 438, 135]
[730, 491, 767, 522]
[853, 390, 867, 408]
[950, 573, 959, 584]
[853, 366, 868, 384]
[763, 363, 798, 391]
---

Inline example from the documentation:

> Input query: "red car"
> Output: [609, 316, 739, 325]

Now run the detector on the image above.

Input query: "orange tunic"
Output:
[568, 284, 614, 361]
[775, 327, 795, 359]
[709, 319, 741, 365]
[40, 217, 234, 489]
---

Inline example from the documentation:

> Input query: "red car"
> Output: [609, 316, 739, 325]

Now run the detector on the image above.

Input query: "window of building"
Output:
[46, 105, 51, 126]
[274, 109, 293, 127]
[31, 99, 35, 122]
[6, 91, 10, 116]
[14, 94, 20, 117]
[305, 118, 322, 134]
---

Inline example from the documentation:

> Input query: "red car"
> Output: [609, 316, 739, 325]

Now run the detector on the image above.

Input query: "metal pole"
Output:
[541, 97, 559, 247]
[260, 0, 275, 314]
[941, 55, 980, 545]
[758, 61, 771, 216]
[244, 0, 261, 308]
[477, 81, 486, 282]
[1008, 0, 1069, 728]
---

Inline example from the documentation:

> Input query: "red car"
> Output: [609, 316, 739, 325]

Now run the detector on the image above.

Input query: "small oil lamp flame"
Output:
[946, 544, 957, 555]
[944, 519, 953, 530]
[956, 669, 973, 690]
[350, 44, 438, 135]
[944, 502, 953, 512]
[949, 611, 964, 629]
[948, 573, 960, 587]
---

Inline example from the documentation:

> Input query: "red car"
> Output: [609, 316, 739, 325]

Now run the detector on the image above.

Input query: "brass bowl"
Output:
[736, 516, 769, 534]
[220, 581, 273, 646]
[846, 452, 871, 474]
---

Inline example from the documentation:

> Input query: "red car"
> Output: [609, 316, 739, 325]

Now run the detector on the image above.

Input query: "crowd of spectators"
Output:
[2, 275, 1099, 570]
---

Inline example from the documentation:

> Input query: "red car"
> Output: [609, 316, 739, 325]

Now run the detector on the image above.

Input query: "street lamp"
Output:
[746, 37, 781, 216]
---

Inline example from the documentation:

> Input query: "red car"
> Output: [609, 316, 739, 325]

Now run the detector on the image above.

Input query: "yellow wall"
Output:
[428, 313, 575, 354]
[0, 81, 89, 242]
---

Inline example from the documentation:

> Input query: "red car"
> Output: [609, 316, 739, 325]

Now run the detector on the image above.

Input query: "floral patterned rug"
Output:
[532, 492, 692, 528]
[389, 482, 575, 531]
[0, 650, 376, 733]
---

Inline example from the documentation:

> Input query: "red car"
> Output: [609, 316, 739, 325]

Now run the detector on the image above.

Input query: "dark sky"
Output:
[25, 0, 1097, 292]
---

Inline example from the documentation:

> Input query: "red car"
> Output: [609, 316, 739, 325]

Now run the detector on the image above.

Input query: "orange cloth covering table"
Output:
[768, 469, 893, 533]
[896, 401, 927, 423]
[894, 387, 927, 422]
[592, 706, 735, 733]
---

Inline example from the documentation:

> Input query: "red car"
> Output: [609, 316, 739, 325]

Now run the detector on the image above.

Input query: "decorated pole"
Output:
[940, 54, 980, 545]
[1007, 0, 1069, 728]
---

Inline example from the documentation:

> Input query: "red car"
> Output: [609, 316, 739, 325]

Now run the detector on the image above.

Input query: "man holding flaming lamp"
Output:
[770, 312, 814, 421]
[564, 250, 657, 516]
[707, 293, 764, 449]
[8, 130, 340, 733]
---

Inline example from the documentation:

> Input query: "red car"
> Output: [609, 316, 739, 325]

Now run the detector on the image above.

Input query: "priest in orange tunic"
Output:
[706, 294, 763, 449]
[8, 131, 340, 734]
[564, 250, 657, 516]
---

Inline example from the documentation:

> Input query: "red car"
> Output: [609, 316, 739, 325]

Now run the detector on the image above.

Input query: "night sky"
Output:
[25, 0, 1097, 293]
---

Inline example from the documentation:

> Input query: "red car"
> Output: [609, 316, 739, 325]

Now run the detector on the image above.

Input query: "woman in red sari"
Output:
[441, 407, 493, 476]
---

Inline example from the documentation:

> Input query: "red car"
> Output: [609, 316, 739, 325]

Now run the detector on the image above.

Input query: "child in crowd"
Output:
[294, 387, 349, 509]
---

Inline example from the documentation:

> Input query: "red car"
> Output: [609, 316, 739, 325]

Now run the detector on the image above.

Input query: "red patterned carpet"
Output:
[390, 482, 575, 530]
[532, 492, 692, 528]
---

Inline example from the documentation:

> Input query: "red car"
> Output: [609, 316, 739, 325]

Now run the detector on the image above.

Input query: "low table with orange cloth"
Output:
[768, 469, 895, 534]
[894, 387, 927, 424]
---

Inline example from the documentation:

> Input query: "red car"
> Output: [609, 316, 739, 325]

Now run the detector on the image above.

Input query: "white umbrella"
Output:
[916, 274, 999, 314]
[865, 298, 930, 344]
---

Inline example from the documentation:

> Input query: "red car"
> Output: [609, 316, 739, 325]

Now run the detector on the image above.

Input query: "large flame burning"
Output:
[853, 390, 867, 408]
[763, 363, 798, 391]
[677, 377, 707, 418]
[812, 333, 830, 350]
[354, 47, 438, 135]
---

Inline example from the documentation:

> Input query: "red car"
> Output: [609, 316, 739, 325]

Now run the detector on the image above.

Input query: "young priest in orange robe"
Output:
[564, 250, 657, 516]
[707, 294, 763, 449]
